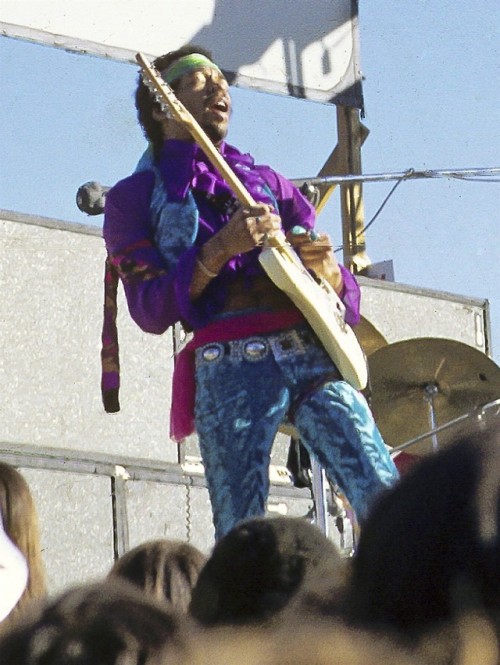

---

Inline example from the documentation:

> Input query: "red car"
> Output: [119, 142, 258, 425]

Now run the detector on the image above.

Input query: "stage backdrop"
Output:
[0, 0, 362, 107]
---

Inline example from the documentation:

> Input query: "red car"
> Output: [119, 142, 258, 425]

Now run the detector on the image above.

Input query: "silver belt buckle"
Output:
[199, 342, 224, 363]
[242, 338, 268, 361]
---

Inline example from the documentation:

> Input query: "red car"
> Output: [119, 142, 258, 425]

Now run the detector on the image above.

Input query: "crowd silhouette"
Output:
[0, 423, 498, 664]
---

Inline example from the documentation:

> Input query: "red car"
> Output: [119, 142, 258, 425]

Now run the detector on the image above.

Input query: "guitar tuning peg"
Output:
[158, 102, 172, 118]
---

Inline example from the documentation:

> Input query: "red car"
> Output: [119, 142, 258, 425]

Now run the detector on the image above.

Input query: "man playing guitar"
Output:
[102, 45, 398, 540]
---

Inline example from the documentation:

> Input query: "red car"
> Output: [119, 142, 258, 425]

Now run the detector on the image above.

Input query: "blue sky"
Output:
[1, 1, 499, 363]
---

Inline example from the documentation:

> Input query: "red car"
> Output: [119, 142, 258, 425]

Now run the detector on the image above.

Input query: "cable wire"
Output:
[326, 166, 500, 253]
[334, 170, 413, 253]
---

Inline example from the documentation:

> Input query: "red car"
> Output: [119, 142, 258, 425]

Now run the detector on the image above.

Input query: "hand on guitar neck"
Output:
[286, 226, 344, 295]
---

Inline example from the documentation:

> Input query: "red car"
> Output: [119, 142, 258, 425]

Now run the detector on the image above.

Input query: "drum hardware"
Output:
[353, 316, 388, 358]
[287, 435, 355, 551]
[367, 338, 500, 457]
[475, 396, 500, 428]
[310, 455, 329, 537]
[423, 383, 440, 453]
[390, 397, 500, 455]
[391, 410, 471, 455]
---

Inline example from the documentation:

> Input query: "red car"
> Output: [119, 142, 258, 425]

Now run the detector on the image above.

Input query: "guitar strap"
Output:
[101, 165, 199, 413]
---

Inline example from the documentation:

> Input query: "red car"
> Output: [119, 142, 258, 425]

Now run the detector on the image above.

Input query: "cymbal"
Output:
[353, 316, 388, 358]
[367, 337, 500, 456]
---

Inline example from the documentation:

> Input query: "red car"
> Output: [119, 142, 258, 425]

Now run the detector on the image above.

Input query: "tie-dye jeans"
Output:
[194, 324, 398, 540]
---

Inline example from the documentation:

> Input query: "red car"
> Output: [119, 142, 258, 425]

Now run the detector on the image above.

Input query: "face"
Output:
[171, 66, 231, 144]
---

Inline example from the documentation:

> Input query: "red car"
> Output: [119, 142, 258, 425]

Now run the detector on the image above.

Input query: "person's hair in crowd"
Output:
[107, 538, 206, 613]
[0, 578, 190, 665]
[135, 44, 214, 159]
[0, 462, 46, 630]
[189, 515, 349, 627]
[344, 424, 500, 647]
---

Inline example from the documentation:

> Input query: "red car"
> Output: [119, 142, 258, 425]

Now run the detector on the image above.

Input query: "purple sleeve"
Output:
[103, 175, 207, 334]
[338, 265, 361, 326]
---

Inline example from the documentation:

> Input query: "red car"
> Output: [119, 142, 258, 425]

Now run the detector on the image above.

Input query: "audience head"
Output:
[189, 515, 348, 627]
[346, 424, 500, 635]
[0, 462, 46, 628]
[184, 621, 425, 665]
[0, 508, 28, 624]
[108, 538, 206, 613]
[0, 578, 189, 665]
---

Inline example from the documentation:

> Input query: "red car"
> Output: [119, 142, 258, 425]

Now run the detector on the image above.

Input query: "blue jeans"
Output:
[194, 325, 398, 540]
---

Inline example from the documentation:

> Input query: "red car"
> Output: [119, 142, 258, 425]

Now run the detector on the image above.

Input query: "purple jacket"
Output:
[103, 139, 360, 333]
[100, 140, 360, 412]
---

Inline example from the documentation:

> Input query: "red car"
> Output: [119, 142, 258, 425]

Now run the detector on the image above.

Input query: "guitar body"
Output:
[259, 233, 368, 390]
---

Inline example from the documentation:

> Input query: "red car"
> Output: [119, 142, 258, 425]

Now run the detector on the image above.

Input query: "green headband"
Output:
[161, 53, 222, 84]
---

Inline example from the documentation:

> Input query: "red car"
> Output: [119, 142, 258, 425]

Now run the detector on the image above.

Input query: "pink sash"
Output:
[170, 309, 304, 441]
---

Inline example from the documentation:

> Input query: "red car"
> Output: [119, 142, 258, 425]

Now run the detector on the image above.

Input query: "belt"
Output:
[195, 326, 320, 365]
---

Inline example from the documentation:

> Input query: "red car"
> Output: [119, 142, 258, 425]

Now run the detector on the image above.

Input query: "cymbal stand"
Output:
[391, 411, 469, 454]
[390, 398, 500, 456]
[310, 455, 329, 537]
[424, 383, 440, 453]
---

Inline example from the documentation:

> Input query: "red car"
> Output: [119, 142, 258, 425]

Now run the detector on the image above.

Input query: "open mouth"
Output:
[208, 96, 230, 117]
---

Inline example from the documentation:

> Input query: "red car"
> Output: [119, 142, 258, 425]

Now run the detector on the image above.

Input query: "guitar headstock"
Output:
[136, 52, 194, 126]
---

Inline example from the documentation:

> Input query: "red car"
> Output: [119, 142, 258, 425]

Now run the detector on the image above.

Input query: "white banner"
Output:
[0, 0, 363, 107]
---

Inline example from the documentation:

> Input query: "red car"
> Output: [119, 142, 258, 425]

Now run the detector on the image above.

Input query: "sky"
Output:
[1, 1, 499, 364]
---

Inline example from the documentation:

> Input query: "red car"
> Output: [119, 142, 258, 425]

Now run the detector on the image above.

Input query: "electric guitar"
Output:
[136, 52, 368, 390]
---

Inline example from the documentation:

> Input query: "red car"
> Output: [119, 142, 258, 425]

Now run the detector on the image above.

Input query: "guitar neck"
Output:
[136, 52, 257, 209]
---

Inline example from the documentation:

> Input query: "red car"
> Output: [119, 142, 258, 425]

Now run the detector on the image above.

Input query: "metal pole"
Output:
[310, 455, 328, 536]
[336, 106, 370, 272]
